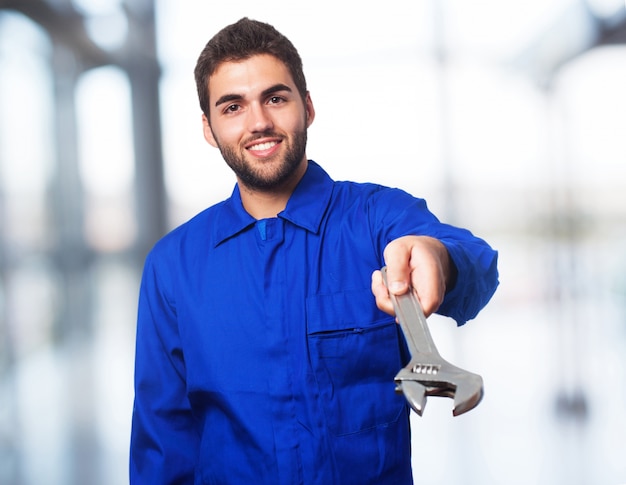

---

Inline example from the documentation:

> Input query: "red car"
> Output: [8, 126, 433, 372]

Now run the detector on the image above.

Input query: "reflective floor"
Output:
[1, 232, 625, 485]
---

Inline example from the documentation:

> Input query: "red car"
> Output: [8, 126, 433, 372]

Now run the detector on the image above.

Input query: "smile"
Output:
[247, 141, 278, 151]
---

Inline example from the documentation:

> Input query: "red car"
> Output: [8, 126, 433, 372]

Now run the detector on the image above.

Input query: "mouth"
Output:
[248, 140, 278, 151]
[245, 138, 282, 157]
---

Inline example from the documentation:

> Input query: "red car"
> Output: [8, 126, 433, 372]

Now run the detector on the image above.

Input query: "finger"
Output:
[371, 270, 395, 316]
[382, 242, 411, 295]
[411, 259, 445, 317]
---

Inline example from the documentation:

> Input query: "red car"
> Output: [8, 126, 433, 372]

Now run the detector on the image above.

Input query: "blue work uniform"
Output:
[130, 161, 498, 484]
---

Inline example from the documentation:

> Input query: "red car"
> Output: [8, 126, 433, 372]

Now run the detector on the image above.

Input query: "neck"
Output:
[239, 189, 290, 219]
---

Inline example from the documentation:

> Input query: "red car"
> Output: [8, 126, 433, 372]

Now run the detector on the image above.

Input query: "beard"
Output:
[216, 129, 308, 191]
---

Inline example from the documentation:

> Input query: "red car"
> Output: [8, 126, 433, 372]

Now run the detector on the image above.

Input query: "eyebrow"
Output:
[214, 83, 293, 108]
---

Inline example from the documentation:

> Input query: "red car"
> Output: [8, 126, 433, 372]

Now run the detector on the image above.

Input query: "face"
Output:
[202, 54, 315, 192]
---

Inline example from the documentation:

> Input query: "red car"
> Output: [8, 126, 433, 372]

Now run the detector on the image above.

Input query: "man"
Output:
[130, 17, 498, 484]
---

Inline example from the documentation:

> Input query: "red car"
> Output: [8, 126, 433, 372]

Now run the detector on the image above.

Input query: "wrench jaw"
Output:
[395, 379, 428, 416]
[450, 372, 484, 417]
[395, 363, 484, 417]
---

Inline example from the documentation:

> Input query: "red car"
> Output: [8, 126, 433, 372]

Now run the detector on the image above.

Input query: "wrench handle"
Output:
[381, 267, 440, 358]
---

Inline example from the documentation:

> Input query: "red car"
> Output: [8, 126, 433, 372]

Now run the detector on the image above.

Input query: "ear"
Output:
[304, 92, 315, 128]
[202, 114, 218, 148]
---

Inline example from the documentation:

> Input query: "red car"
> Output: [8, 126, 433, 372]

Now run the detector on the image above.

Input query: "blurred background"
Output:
[1, 0, 625, 484]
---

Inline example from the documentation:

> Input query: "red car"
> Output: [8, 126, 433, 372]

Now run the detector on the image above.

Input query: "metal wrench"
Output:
[382, 267, 484, 416]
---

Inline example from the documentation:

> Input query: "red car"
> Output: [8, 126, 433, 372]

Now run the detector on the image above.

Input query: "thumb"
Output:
[382, 263, 410, 295]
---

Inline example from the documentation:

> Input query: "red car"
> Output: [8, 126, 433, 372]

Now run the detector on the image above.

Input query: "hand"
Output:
[371, 235, 454, 317]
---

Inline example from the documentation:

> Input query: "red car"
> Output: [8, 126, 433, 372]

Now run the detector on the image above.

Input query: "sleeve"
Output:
[129, 248, 199, 484]
[430, 225, 499, 325]
[371, 186, 499, 326]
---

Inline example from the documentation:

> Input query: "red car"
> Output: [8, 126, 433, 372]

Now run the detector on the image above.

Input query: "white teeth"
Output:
[249, 141, 276, 151]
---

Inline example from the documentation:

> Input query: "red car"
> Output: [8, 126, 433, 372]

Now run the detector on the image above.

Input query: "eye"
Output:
[224, 104, 240, 114]
[268, 96, 285, 105]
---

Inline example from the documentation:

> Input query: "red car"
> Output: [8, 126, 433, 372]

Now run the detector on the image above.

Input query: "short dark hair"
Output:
[194, 18, 308, 118]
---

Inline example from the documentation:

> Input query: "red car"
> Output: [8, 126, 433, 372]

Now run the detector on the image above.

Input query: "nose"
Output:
[247, 102, 273, 133]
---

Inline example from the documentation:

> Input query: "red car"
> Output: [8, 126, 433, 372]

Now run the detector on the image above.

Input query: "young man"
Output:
[130, 17, 498, 485]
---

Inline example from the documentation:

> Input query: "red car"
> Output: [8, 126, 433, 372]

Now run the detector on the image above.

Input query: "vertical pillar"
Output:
[123, 0, 168, 261]
[50, 41, 101, 485]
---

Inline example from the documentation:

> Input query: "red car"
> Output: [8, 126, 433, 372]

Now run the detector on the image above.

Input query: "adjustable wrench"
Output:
[382, 267, 484, 416]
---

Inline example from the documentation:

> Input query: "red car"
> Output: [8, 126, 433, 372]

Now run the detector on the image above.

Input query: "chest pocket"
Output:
[306, 289, 405, 436]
